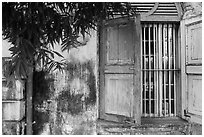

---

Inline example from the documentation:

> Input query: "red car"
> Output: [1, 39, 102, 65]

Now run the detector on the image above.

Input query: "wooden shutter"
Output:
[99, 16, 141, 124]
[104, 20, 134, 118]
[181, 15, 202, 124]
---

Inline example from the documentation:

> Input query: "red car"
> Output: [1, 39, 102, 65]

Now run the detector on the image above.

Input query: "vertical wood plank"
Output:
[180, 19, 187, 119]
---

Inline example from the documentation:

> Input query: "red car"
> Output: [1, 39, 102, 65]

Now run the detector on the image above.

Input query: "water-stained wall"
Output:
[2, 58, 26, 135]
[32, 30, 97, 135]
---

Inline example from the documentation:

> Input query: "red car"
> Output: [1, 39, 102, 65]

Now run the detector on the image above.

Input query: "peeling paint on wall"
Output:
[181, 2, 202, 19]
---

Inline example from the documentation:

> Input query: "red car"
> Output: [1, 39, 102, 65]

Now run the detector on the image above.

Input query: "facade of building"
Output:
[98, 2, 202, 125]
[2, 2, 202, 135]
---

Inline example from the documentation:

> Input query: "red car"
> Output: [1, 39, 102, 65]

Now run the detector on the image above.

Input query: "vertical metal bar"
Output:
[173, 24, 176, 116]
[148, 24, 151, 116]
[168, 24, 172, 116]
[158, 24, 163, 116]
[153, 24, 157, 116]
[143, 25, 146, 116]
[164, 24, 168, 116]
[155, 24, 159, 117]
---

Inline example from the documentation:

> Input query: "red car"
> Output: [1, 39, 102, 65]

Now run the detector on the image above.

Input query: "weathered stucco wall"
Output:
[2, 29, 98, 135]
[2, 58, 26, 135]
[2, 2, 202, 135]
[33, 30, 97, 135]
[181, 2, 202, 19]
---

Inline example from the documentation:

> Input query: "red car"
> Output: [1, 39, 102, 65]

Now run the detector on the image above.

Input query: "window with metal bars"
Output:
[141, 23, 179, 117]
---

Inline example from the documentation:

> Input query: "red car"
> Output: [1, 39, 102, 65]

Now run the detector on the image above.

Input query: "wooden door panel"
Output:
[104, 22, 134, 118]
[185, 19, 202, 117]
[118, 24, 134, 64]
[106, 23, 134, 65]
[187, 20, 202, 65]
[187, 75, 202, 116]
[105, 74, 134, 117]
[181, 15, 202, 124]
[106, 26, 118, 64]
[99, 16, 141, 123]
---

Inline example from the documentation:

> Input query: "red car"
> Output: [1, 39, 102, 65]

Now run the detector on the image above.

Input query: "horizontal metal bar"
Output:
[141, 69, 180, 71]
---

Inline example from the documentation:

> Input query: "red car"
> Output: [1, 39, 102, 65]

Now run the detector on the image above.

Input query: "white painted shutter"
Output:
[181, 15, 202, 124]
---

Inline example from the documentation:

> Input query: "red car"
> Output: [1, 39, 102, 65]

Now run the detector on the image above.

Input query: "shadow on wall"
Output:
[32, 70, 55, 135]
